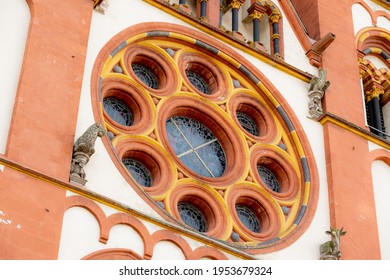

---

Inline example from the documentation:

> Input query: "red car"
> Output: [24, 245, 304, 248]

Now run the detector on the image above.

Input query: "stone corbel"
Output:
[307, 32, 336, 67]
[94, 0, 109, 15]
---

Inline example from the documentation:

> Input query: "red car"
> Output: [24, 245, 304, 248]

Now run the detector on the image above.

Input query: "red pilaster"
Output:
[0, 0, 94, 259]
[317, 0, 381, 260]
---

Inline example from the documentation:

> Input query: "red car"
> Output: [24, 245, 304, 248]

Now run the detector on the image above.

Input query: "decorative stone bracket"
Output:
[69, 123, 106, 186]
[307, 68, 330, 120]
[320, 227, 347, 260]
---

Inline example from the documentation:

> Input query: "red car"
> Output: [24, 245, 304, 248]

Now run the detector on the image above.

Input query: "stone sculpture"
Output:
[308, 68, 331, 120]
[320, 227, 347, 260]
[69, 123, 106, 186]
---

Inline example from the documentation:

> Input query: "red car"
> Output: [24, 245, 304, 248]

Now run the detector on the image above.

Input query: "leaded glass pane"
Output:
[237, 111, 259, 136]
[103, 97, 133, 126]
[123, 158, 152, 187]
[236, 205, 260, 233]
[258, 165, 280, 192]
[178, 202, 208, 232]
[132, 63, 159, 89]
[186, 70, 210, 94]
[166, 116, 226, 178]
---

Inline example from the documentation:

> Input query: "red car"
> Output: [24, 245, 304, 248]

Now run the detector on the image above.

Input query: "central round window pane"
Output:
[123, 158, 152, 187]
[166, 116, 226, 177]
[236, 205, 261, 233]
[103, 97, 133, 126]
[186, 70, 210, 94]
[178, 202, 208, 232]
[132, 63, 159, 89]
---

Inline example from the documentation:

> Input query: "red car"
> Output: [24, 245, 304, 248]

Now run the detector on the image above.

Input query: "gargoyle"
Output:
[73, 123, 105, 157]
[308, 68, 331, 119]
[70, 123, 106, 185]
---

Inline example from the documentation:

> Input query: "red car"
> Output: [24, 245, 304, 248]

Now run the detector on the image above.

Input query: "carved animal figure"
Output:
[73, 123, 106, 156]
[309, 68, 331, 93]
[320, 227, 347, 259]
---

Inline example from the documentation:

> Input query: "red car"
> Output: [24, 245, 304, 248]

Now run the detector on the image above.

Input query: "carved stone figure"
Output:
[308, 68, 331, 120]
[320, 227, 347, 260]
[94, 0, 109, 14]
[70, 123, 106, 186]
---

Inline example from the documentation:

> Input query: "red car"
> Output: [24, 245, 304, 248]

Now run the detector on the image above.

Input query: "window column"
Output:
[200, 0, 207, 18]
[228, 0, 244, 33]
[245, 2, 267, 51]
[366, 85, 385, 137]
[269, 11, 281, 57]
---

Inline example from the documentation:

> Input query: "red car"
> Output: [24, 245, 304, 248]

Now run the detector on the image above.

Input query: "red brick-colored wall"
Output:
[0, 0, 94, 259]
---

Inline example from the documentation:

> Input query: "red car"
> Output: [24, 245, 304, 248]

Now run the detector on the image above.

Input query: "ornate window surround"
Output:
[91, 22, 319, 254]
[357, 27, 390, 139]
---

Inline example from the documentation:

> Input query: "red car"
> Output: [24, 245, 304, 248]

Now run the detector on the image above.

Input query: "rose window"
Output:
[94, 25, 318, 254]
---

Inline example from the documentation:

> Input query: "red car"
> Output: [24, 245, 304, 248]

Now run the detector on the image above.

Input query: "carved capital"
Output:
[269, 11, 281, 23]
[249, 10, 264, 20]
[229, 0, 244, 10]
[366, 85, 384, 102]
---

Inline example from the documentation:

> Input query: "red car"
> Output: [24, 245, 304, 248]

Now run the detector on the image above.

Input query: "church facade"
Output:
[0, 0, 389, 260]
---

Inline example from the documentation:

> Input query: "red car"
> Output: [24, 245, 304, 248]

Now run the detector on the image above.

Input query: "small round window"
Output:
[122, 158, 152, 187]
[258, 165, 280, 192]
[178, 201, 208, 232]
[236, 204, 261, 233]
[186, 70, 210, 94]
[131, 63, 159, 89]
[166, 116, 226, 178]
[103, 97, 133, 126]
[236, 111, 259, 136]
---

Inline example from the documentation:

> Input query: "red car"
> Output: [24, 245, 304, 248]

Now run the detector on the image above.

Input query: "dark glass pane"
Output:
[132, 63, 159, 89]
[258, 165, 280, 192]
[178, 202, 208, 232]
[103, 97, 133, 126]
[236, 205, 261, 233]
[186, 70, 210, 94]
[237, 111, 259, 136]
[123, 158, 152, 187]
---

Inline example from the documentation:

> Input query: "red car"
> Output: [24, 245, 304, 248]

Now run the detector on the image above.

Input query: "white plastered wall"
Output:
[353, 2, 390, 33]
[0, 0, 30, 154]
[369, 142, 390, 259]
[59, 0, 329, 259]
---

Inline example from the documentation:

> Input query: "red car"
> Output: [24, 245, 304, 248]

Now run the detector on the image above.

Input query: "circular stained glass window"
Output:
[132, 63, 159, 89]
[258, 165, 280, 192]
[166, 116, 226, 177]
[236, 205, 261, 233]
[186, 70, 210, 94]
[103, 97, 133, 126]
[178, 202, 208, 232]
[123, 158, 152, 187]
[236, 111, 259, 136]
